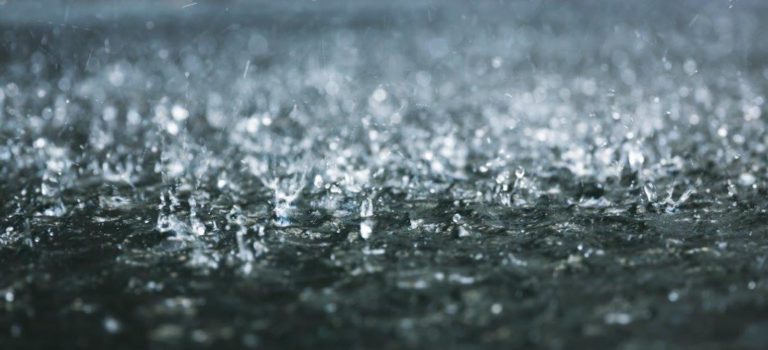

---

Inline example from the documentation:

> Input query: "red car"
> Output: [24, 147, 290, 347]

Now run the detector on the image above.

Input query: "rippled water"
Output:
[2, 1, 768, 348]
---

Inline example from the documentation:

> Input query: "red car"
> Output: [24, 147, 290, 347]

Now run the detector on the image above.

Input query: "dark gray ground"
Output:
[2, 0, 768, 349]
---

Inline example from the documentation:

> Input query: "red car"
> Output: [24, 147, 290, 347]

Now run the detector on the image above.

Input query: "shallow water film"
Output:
[2, 0, 768, 349]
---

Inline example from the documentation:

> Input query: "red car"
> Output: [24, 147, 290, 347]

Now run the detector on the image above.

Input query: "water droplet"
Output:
[360, 219, 374, 240]
[643, 183, 657, 202]
[491, 57, 503, 69]
[371, 87, 387, 103]
[171, 104, 189, 121]
[604, 312, 632, 325]
[738, 173, 756, 187]
[103, 316, 121, 333]
[717, 126, 728, 138]
[360, 197, 374, 218]
[628, 148, 645, 171]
